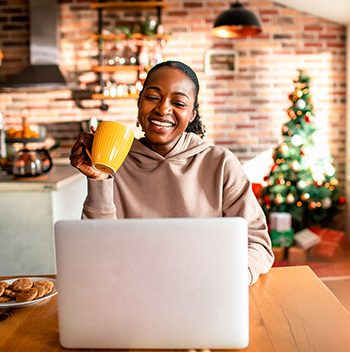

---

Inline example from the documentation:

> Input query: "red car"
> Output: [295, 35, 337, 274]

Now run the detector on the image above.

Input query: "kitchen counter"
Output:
[0, 165, 85, 192]
[0, 165, 87, 276]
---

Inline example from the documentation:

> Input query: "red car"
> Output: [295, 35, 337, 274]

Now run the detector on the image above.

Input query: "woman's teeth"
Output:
[151, 120, 173, 127]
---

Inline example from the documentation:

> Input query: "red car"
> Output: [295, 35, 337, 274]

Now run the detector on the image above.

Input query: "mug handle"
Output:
[85, 130, 94, 162]
[85, 148, 92, 161]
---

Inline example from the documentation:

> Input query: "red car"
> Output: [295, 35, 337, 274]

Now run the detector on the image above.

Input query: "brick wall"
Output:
[0, 0, 346, 188]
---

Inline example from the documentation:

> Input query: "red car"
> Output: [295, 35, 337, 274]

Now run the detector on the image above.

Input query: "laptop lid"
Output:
[54, 217, 249, 349]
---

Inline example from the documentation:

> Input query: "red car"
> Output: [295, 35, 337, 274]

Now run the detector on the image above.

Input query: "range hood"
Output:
[2, 0, 67, 90]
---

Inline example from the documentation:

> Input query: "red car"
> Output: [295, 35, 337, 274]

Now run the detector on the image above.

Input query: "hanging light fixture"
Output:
[211, 1, 262, 38]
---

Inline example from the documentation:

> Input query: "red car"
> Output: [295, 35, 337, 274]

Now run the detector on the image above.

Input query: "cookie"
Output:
[34, 284, 47, 299]
[0, 281, 9, 289]
[33, 280, 54, 294]
[0, 296, 13, 303]
[0, 286, 4, 296]
[16, 288, 38, 303]
[11, 278, 33, 292]
[4, 289, 16, 298]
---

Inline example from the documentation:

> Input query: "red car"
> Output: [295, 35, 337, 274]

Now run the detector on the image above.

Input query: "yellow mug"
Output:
[86, 121, 134, 174]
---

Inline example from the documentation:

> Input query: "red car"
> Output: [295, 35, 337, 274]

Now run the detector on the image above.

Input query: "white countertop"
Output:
[0, 165, 85, 192]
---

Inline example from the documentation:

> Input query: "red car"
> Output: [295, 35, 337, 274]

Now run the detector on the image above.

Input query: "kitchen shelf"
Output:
[92, 65, 140, 73]
[89, 1, 166, 109]
[90, 1, 166, 10]
[91, 33, 168, 41]
[6, 137, 46, 144]
[91, 93, 139, 100]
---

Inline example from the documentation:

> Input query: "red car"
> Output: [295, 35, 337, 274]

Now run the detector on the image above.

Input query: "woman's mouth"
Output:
[150, 120, 174, 128]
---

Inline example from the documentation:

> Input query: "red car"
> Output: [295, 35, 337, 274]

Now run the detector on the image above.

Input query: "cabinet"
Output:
[0, 166, 87, 275]
[90, 1, 167, 103]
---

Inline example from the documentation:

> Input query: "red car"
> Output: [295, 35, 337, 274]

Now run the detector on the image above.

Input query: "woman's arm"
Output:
[222, 156, 274, 286]
[82, 177, 117, 219]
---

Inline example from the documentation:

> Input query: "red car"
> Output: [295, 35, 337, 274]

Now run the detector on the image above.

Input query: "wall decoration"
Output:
[205, 49, 238, 74]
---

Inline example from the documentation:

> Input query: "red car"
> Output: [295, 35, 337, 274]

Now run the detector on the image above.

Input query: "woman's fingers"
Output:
[70, 132, 94, 155]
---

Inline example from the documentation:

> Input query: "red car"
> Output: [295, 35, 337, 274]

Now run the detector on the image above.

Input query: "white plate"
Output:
[0, 277, 57, 309]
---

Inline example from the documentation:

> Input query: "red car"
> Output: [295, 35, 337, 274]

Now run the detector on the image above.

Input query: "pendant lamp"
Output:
[211, 1, 262, 38]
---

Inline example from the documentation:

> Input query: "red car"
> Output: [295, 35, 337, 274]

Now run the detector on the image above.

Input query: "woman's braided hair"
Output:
[138, 61, 206, 137]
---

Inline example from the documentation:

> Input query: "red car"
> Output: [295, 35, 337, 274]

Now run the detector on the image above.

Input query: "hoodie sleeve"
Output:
[221, 154, 274, 286]
[82, 177, 117, 219]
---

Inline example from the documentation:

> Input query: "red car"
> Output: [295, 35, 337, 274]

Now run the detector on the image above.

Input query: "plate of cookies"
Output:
[0, 277, 57, 308]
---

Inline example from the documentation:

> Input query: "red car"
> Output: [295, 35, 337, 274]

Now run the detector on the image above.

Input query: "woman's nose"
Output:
[156, 99, 172, 115]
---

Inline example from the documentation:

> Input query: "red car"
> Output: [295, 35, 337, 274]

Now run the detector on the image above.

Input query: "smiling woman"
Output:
[69, 60, 274, 286]
[136, 63, 198, 156]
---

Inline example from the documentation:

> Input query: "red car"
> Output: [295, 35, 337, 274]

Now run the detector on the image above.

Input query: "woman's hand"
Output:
[69, 127, 108, 180]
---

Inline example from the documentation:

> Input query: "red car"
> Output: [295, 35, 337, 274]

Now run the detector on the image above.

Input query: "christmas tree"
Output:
[259, 70, 345, 230]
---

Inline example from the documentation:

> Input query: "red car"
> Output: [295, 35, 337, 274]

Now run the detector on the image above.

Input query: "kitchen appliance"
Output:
[1, 0, 67, 90]
[13, 148, 52, 177]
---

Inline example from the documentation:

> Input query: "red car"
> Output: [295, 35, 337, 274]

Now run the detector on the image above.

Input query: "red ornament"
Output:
[271, 164, 278, 172]
[338, 196, 346, 205]
[315, 179, 323, 187]
[300, 146, 310, 156]
[277, 178, 285, 185]
[263, 195, 272, 205]
[304, 114, 314, 123]
[308, 201, 317, 210]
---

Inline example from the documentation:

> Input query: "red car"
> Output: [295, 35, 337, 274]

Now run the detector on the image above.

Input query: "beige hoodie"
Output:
[83, 132, 274, 285]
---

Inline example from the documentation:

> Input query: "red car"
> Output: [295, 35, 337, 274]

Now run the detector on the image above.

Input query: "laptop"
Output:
[54, 217, 249, 349]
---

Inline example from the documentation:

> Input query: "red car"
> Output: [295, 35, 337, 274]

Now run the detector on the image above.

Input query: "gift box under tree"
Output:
[309, 227, 349, 261]
[269, 212, 294, 248]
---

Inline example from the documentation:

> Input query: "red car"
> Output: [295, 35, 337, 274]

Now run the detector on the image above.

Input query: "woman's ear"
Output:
[190, 110, 196, 123]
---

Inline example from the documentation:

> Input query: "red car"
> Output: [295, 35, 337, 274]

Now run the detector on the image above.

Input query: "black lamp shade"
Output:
[211, 2, 262, 38]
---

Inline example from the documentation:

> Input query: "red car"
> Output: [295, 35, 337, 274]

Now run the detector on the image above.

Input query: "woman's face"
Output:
[137, 67, 196, 156]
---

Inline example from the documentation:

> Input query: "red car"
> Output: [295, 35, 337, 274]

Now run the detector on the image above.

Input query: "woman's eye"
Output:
[173, 101, 186, 108]
[146, 95, 159, 101]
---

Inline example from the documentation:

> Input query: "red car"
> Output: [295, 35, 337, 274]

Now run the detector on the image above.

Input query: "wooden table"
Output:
[1, 266, 350, 352]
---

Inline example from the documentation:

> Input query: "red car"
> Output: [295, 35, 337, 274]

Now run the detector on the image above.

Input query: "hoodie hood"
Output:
[129, 132, 212, 167]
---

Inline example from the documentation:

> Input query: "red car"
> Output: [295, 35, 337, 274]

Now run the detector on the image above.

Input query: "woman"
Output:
[70, 61, 274, 285]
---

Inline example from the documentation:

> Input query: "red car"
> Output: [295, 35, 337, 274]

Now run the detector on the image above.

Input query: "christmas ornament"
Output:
[295, 99, 306, 109]
[301, 193, 310, 201]
[324, 164, 335, 176]
[277, 178, 285, 185]
[304, 114, 314, 124]
[263, 195, 272, 205]
[330, 178, 339, 186]
[297, 180, 306, 189]
[300, 146, 310, 156]
[291, 135, 303, 146]
[288, 109, 296, 119]
[296, 90, 303, 98]
[312, 172, 324, 183]
[274, 194, 284, 204]
[279, 143, 288, 153]
[338, 196, 346, 205]
[314, 179, 323, 187]
[292, 160, 300, 171]
[321, 198, 332, 209]
[308, 201, 317, 210]
[286, 193, 295, 204]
